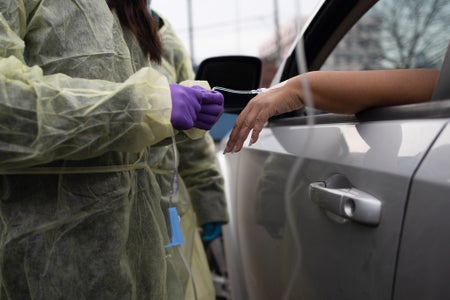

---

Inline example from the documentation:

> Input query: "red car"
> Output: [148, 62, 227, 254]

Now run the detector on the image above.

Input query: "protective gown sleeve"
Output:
[0, 12, 174, 170]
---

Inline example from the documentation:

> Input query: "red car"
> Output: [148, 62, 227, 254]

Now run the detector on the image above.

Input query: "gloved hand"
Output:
[201, 222, 223, 242]
[170, 84, 224, 130]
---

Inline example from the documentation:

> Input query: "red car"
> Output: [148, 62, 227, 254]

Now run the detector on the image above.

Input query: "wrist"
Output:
[285, 75, 306, 109]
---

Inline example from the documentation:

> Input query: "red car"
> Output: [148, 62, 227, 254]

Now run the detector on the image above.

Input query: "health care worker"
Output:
[0, 1, 223, 299]
[150, 10, 229, 300]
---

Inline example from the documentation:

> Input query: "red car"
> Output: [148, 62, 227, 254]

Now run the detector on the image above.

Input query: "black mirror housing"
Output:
[195, 55, 262, 113]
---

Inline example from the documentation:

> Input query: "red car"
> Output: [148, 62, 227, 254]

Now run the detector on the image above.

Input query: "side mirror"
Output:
[195, 55, 262, 114]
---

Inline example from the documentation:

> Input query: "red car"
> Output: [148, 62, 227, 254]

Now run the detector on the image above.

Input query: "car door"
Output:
[393, 123, 450, 300]
[220, 113, 448, 300]
[393, 47, 450, 300]
[218, 0, 450, 299]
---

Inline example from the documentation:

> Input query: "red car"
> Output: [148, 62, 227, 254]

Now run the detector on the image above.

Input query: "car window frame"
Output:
[269, 0, 450, 126]
[277, 0, 378, 80]
[269, 100, 450, 127]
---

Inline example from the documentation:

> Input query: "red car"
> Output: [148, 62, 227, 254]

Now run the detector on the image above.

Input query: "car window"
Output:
[322, 0, 450, 71]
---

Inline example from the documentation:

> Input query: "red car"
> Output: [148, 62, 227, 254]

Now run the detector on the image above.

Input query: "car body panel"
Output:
[394, 122, 450, 299]
[210, 0, 450, 298]
[219, 119, 447, 299]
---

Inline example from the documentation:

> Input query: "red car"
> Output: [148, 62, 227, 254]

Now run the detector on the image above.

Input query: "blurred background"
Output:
[151, 0, 322, 141]
[152, 0, 320, 76]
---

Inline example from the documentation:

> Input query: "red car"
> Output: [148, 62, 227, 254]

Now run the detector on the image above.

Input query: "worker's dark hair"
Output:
[107, 0, 162, 63]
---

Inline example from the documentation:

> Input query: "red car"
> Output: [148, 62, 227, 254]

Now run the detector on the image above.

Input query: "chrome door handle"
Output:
[309, 181, 382, 226]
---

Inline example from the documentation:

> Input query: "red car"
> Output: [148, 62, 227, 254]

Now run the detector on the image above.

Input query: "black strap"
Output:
[150, 9, 164, 29]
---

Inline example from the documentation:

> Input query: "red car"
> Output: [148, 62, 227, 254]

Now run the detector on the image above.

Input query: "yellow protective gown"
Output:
[0, 1, 202, 299]
[150, 12, 229, 300]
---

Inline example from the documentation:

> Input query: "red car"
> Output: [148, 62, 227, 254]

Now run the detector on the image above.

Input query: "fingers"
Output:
[225, 118, 253, 153]
[223, 102, 268, 154]
[197, 111, 220, 123]
[169, 84, 203, 130]
[170, 84, 226, 130]
[201, 90, 224, 105]
[195, 96, 224, 130]
[199, 102, 224, 115]
[195, 111, 222, 130]
[222, 80, 305, 153]
[192, 85, 224, 105]
[249, 115, 265, 146]
[194, 119, 216, 130]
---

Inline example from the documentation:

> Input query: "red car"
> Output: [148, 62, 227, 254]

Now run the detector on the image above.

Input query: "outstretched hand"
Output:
[223, 79, 304, 154]
[223, 68, 440, 154]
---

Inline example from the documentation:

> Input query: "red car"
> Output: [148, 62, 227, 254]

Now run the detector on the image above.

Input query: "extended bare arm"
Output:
[224, 69, 439, 154]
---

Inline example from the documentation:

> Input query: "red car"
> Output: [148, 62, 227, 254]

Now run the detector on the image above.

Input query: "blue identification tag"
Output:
[164, 207, 184, 248]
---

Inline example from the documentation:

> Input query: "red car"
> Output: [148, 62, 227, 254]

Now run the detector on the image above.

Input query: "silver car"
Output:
[200, 0, 450, 299]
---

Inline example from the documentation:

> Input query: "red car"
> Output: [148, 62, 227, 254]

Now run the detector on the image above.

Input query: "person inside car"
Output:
[223, 68, 440, 154]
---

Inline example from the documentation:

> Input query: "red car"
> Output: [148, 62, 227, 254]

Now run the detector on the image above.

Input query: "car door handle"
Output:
[309, 182, 382, 226]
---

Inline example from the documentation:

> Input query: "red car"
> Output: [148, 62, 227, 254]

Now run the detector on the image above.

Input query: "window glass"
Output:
[322, 0, 450, 71]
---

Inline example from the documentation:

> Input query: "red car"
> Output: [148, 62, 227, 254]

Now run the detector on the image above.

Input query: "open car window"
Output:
[322, 0, 450, 71]
[272, 0, 450, 125]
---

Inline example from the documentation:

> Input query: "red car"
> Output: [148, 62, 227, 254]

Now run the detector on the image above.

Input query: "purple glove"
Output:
[191, 85, 224, 130]
[170, 84, 224, 130]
